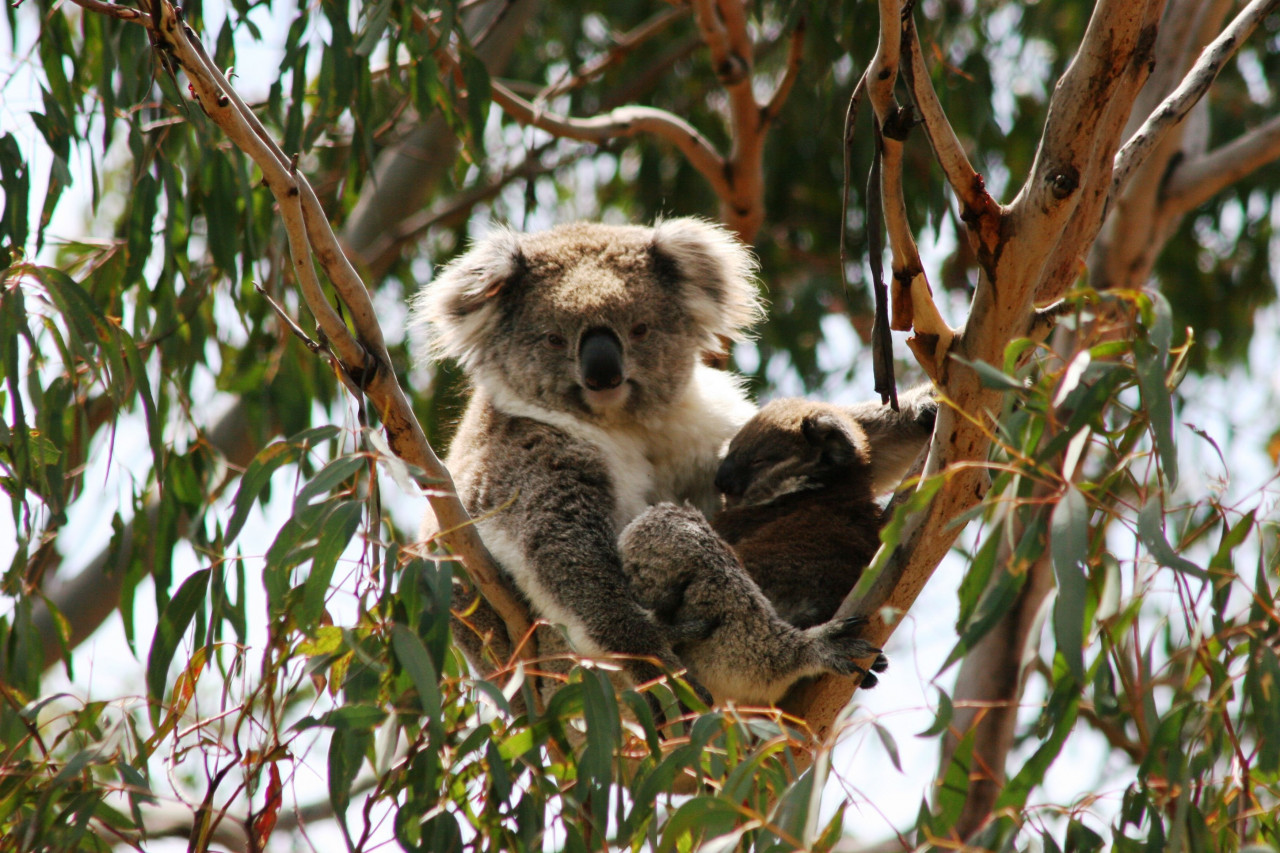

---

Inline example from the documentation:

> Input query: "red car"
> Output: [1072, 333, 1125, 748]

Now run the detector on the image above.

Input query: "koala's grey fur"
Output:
[711, 384, 937, 632]
[412, 218, 762, 698]
[619, 503, 883, 706]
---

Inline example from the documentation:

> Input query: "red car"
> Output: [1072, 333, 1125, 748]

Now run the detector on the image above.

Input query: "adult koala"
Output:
[412, 218, 761, 704]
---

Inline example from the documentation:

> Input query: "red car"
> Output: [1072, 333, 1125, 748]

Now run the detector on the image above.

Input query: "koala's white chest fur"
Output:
[489, 363, 755, 528]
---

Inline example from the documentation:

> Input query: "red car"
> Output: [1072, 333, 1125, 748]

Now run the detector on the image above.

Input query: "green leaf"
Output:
[459, 51, 491, 158]
[872, 721, 902, 772]
[917, 686, 954, 738]
[931, 728, 974, 835]
[1134, 293, 1178, 489]
[146, 569, 212, 723]
[1050, 485, 1089, 684]
[1137, 498, 1209, 580]
[328, 727, 369, 827]
[659, 797, 741, 853]
[299, 500, 362, 630]
[390, 624, 443, 729]
[294, 454, 366, 510]
[497, 728, 536, 762]
[225, 441, 303, 545]
[951, 354, 1026, 391]
[355, 0, 392, 56]
[297, 704, 388, 731]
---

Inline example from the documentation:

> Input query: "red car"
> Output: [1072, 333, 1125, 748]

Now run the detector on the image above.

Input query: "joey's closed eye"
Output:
[546, 332, 567, 350]
[630, 323, 650, 340]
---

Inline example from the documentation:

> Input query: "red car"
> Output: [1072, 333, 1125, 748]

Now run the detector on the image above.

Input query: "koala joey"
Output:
[619, 503, 884, 706]
[411, 218, 762, 705]
[712, 384, 938, 631]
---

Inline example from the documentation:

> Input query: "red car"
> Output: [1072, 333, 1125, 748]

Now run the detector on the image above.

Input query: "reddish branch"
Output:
[477, 0, 805, 244]
[862, 0, 956, 381]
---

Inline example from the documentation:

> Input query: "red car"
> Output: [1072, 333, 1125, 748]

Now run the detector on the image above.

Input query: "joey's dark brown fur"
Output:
[713, 385, 937, 631]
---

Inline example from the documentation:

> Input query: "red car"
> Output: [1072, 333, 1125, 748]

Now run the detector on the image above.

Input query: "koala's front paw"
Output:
[821, 616, 886, 683]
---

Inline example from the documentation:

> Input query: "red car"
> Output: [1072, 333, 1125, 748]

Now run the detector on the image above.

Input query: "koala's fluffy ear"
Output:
[410, 227, 525, 367]
[801, 413, 868, 470]
[650, 217, 764, 348]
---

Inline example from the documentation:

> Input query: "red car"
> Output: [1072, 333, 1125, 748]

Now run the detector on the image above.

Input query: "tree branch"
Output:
[536, 6, 690, 101]
[939, 529, 1056, 839]
[790, 0, 1169, 755]
[486, 79, 733, 205]
[762, 22, 804, 125]
[67, 0, 148, 21]
[1111, 0, 1279, 200]
[1164, 113, 1280, 216]
[148, 0, 531, 649]
[900, 14, 1000, 259]
[862, 0, 955, 381]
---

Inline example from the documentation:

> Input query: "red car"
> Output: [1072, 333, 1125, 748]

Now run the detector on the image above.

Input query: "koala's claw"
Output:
[825, 616, 880, 656]
[821, 616, 887, 685]
[858, 653, 890, 688]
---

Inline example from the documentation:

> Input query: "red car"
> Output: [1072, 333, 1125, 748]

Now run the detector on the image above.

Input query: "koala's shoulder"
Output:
[448, 396, 612, 504]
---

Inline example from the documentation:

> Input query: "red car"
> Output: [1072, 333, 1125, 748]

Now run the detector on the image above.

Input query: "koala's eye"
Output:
[545, 333, 567, 350]
[630, 323, 650, 340]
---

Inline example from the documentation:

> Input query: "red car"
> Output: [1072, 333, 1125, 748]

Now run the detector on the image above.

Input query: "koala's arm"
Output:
[844, 383, 938, 494]
[459, 418, 689, 694]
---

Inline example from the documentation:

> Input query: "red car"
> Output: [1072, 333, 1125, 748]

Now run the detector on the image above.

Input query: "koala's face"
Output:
[715, 399, 871, 509]
[414, 219, 762, 421]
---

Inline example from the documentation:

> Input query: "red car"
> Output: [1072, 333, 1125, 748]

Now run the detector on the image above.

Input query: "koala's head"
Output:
[412, 218, 761, 420]
[715, 399, 872, 509]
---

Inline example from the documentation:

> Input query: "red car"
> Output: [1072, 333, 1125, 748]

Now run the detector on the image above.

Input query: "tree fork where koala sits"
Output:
[787, 0, 1279, 758]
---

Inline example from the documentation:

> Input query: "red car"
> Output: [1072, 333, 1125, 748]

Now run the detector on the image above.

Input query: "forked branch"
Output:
[1112, 0, 1280, 199]
[863, 0, 956, 381]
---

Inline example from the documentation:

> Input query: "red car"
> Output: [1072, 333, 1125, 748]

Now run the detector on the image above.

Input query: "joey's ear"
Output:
[801, 413, 866, 469]
[410, 227, 524, 367]
[650, 217, 764, 348]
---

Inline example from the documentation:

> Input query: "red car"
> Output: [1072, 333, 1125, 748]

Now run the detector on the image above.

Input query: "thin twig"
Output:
[253, 283, 322, 353]
[537, 7, 691, 101]
[66, 0, 148, 23]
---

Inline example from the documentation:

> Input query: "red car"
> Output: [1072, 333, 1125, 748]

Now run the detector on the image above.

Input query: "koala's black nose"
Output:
[714, 456, 746, 498]
[579, 328, 624, 391]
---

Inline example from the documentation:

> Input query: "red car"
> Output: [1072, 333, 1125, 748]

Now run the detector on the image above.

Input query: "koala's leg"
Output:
[715, 616, 885, 705]
[507, 472, 713, 714]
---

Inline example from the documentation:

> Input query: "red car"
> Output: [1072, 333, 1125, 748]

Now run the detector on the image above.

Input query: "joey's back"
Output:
[712, 388, 937, 628]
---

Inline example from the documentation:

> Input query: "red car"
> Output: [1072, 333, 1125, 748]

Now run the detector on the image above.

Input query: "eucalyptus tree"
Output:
[1, 0, 1279, 850]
